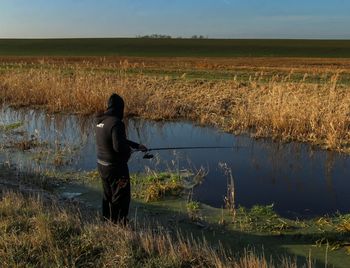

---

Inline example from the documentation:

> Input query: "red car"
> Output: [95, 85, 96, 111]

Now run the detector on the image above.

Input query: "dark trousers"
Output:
[97, 163, 131, 224]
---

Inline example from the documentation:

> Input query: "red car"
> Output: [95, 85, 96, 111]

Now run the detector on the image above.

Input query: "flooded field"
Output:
[1, 106, 349, 218]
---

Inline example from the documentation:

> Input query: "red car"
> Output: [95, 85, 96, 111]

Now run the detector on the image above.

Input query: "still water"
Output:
[1, 107, 349, 218]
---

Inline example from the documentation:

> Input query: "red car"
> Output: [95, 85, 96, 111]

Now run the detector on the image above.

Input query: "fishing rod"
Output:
[133, 146, 242, 159]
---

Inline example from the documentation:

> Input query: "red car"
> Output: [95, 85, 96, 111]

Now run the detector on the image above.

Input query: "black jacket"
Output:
[95, 110, 139, 166]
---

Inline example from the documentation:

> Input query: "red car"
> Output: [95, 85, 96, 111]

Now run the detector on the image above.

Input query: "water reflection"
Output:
[1, 107, 349, 217]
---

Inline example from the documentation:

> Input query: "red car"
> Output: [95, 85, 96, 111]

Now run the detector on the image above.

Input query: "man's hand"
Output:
[138, 144, 148, 152]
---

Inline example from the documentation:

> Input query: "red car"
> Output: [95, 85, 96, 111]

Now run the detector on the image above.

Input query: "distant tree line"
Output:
[136, 34, 208, 39]
[190, 35, 206, 39]
[136, 34, 172, 39]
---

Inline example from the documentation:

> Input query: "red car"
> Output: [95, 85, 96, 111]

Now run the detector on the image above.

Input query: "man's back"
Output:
[95, 112, 131, 166]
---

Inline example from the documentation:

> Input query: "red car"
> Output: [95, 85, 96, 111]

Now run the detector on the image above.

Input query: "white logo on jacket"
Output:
[96, 123, 104, 128]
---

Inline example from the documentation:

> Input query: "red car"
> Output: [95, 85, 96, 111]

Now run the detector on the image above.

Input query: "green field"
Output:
[1, 38, 350, 57]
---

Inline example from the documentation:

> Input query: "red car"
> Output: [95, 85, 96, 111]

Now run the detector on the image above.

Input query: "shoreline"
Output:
[1, 164, 350, 267]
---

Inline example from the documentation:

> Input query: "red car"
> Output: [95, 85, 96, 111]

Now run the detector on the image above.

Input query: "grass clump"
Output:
[131, 172, 184, 202]
[0, 121, 23, 132]
[336, 217, 350, 233]
[236, 204, 292, 233]
[187, 201, 200, 212]
[186, 201, 201, 220]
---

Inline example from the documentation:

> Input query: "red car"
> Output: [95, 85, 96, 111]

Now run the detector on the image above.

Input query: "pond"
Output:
[1, 107, 349, 218]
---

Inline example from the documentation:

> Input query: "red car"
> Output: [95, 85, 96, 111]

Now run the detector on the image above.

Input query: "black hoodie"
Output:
[95, 94, 139, 167]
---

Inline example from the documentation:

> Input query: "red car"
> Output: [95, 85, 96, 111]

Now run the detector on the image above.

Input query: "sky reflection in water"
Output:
[1, 107, 349, 218]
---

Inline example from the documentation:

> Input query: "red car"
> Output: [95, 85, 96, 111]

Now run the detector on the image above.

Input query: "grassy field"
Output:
[1, 60, 349, 153]
[1, 38, 350, 57]
[0, 165, 295, 268]
[0, 190, 301, 268]
[1, 163, 350, 267]
[1, 40, 350, 267]
[2, 56, 350, 84]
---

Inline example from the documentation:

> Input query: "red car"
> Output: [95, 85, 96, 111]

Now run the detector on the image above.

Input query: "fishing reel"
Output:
[143, 153, 154, 159]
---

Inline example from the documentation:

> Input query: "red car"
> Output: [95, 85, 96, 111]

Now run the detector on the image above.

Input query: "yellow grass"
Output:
[0, 61, 349, 153]
[0, 190, 299, 267]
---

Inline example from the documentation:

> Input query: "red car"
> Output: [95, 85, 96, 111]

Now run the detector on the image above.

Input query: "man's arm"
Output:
[111, 122, 131, 154]
[126, 139, 140, 149]
[127, 139, 148, 152]
[112, 121, 148, 153]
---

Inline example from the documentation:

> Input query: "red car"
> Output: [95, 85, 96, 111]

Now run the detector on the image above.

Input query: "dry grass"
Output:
[2, 56, 350, 71]
[0, 61, 349, 153]
[0, 190, 301, 268]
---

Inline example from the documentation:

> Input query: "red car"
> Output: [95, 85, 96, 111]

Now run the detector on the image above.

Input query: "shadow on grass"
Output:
[129, 199, 350, 268]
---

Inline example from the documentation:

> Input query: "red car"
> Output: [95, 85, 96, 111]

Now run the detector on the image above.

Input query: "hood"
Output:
[106, 93, 124, 119]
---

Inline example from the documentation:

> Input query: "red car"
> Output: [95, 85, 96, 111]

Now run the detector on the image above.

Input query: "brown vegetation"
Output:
[0, 60, 349, 153]
[0, 190, 300, 267]
[2, 56, 350, 71]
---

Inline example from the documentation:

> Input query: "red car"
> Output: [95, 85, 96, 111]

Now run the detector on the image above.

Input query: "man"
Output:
[95, 93, 147, 224]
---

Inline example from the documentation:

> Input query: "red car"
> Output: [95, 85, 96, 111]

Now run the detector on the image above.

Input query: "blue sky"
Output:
[0, 0, 349, 39]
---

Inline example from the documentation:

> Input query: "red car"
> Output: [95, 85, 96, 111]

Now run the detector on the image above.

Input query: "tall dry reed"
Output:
[0, 63, 349, 153]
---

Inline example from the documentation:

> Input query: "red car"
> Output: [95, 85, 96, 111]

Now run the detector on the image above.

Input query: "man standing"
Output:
[95, 93, 147, 224]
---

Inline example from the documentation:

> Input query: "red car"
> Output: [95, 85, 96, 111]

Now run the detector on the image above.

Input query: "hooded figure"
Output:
[95, 94, 146, 224]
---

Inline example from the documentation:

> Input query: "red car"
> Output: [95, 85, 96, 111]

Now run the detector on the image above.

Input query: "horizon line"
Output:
[1, 37, 350, 41]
